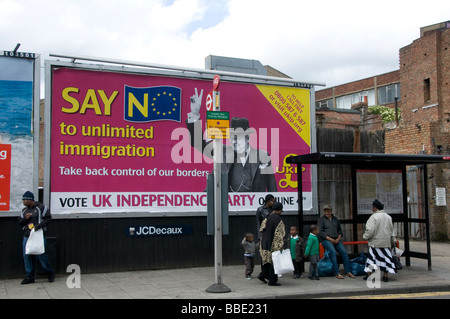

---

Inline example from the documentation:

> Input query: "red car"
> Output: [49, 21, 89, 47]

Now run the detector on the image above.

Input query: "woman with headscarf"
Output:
[363, 199, 397, 282]
[258, 202, 285, 286]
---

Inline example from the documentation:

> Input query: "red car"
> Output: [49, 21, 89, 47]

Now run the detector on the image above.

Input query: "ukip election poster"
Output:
[49, 66, 313, 214]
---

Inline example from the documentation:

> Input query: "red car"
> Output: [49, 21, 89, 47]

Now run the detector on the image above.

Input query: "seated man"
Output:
[318, 205, 356, 279]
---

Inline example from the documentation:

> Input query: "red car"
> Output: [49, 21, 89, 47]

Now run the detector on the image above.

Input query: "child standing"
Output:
[305, 224, 320, 280]
[241, 233, 256, 279]
[287, 226, 305, 279]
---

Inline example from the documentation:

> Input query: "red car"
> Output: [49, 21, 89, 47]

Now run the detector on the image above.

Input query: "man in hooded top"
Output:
[17, 191, 55, 284]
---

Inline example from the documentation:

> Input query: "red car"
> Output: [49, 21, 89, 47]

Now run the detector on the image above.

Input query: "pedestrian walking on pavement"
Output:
[17, 191, 55, 285]
[242, 233, 256, 279]
[259, 202, 285, 286]
[256, 194, 274, 242]
[363, 199, 397, 282]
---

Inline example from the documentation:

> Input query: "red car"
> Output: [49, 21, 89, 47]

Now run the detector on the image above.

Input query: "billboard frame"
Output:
[0, 51, 40, 215]
[44, 54, 323, 218]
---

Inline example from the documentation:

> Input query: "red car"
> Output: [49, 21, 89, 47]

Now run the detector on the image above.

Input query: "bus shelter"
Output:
[287, 152, 449, 270]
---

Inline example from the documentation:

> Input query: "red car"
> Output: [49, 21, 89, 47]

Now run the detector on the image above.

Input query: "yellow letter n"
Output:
[128, 92, 148, 118]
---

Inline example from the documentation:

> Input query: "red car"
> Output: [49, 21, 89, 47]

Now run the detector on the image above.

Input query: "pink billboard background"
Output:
[50, 67, 311, 213]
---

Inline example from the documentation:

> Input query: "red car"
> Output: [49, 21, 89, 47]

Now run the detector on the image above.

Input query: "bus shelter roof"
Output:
[286, 152, 450, 166]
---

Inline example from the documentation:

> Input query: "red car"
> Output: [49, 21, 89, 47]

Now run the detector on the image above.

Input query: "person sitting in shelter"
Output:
[317, 205, 356, 279]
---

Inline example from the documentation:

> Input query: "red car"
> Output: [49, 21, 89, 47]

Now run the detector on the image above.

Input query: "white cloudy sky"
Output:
[1, 0, 449, 92]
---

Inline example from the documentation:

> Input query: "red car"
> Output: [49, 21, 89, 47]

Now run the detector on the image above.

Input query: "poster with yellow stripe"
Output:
[49, 66, 313, 214]
[256, 85, 311, 147]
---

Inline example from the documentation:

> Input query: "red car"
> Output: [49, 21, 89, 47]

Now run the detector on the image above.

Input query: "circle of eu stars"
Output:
[151, 91, 178, 117]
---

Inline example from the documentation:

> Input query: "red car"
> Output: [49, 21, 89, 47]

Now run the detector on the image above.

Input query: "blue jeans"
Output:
[22, 236, 54, 279]
[321, 239, 351, 275]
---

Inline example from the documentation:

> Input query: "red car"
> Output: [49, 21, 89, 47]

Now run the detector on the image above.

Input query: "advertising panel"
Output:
[49, 65, 313, 214]
[356, 169, 403, 214]
[0, 144, 11, 210]
[0, 53, 36, 211]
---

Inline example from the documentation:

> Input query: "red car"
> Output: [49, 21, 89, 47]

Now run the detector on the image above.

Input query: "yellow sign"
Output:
[206, 111, 229, 139]
[255, 85, 310, 146]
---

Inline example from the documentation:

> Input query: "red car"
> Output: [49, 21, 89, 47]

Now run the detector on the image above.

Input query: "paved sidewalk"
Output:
[1, 241, 449, 299]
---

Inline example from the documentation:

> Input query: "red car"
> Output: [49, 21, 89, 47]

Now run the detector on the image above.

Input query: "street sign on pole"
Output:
[213, 74, 220, 90]
[206, 75, 231, 294]
[206, 91, 213, 111]
[213, 91, 220, 110]
[206, 111, 230, 139]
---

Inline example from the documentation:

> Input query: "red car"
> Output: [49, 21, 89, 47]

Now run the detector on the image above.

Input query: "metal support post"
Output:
[206, 76, 230, 293]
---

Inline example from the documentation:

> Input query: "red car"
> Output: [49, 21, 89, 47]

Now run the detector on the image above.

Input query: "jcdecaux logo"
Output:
[127, 225, 192, 236]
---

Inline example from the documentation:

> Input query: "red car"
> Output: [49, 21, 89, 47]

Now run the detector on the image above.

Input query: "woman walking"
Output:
[259, 202, 285, 286]
[363, 199, 397, 282]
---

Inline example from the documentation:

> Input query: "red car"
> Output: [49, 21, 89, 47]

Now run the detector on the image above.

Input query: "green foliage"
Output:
[368, 105, 401, 124]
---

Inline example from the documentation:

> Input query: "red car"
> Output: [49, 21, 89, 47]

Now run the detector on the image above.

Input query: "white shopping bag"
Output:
[395, 248, 404, 258]
[25, 228, 45, 255]
[272, 249, 294, 275]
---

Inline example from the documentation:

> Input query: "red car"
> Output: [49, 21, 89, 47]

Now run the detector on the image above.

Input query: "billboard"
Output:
[0, 52, 38, 211]
[47, 63, 314, 214]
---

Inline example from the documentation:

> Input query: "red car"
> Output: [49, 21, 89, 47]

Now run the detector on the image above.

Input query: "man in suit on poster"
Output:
[185, 88, 277, 192]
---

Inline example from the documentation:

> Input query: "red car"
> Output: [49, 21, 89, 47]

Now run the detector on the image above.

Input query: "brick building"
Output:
[315, 70, 400, 131]
[316, 21, 450, 240]
[388, 21, 450, 155]
[315, 21, 449, 155]
[391, 21, 449, 241]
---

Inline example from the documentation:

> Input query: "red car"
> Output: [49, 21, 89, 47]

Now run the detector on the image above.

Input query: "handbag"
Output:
[391, 247, 403, 270]
[25, 228, 45, 255]
[271, 249, 294, 275]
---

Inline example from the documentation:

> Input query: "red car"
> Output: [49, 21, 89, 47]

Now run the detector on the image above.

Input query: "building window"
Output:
[378, 83, 401, 105]
[316, 98, 333, 109]
[359, 90, 375, 105]
[424, 78, 430, 102]
[336, 95, 353, 109]
[335, 89, 375, 109]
